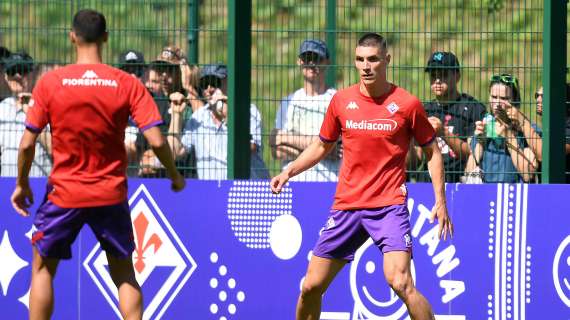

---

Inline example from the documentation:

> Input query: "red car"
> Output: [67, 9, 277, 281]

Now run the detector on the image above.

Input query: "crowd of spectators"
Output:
[0, 43, 569, 183]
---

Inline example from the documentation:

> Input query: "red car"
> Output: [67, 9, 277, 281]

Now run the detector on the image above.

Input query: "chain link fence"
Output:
[0, 0, 567, 182]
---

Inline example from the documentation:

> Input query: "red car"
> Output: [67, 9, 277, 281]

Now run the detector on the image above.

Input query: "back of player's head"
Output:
[72, 9, 107, 43]
[357, 33, 387, 51]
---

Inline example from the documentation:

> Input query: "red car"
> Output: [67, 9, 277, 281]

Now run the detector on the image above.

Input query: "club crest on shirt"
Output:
[386, 102, 399, 114]
[346, 101, 359, 110]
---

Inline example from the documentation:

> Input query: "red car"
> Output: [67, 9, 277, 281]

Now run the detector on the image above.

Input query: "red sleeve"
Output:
[319, 94, 341, 143]
[25, 75, 51, 133]
[408, 97, 436, 146]
[128, 78, 163, 131]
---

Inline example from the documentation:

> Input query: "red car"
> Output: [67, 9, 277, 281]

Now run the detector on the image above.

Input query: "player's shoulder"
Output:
[333, 84, 358, 98]
[390, 85, 422, 108]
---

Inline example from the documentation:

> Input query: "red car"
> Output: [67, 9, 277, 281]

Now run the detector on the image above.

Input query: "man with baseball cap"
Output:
[271, 39, 340, 182]
[118, 49, 146, 79]
[412, 51, 486, 182]
[0, 50, 52, 177]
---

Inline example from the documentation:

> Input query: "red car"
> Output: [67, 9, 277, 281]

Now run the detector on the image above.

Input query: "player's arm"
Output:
[143, 126, 185, 191]
[270, 138, 335, 193]
[11, 129, 39, 217]
[422, 140, 453, 240]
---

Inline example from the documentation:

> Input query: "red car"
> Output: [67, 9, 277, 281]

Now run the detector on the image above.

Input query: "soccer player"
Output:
[10, 10, 185, 320]
[270, 33, 453, 320]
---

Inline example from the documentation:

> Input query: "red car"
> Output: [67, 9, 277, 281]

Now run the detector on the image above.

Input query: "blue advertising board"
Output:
[0, 179, 569, 319]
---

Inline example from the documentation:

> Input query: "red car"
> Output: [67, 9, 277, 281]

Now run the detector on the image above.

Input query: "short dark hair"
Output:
[72, 9, 107, 43]
[357, 33, 387, 51]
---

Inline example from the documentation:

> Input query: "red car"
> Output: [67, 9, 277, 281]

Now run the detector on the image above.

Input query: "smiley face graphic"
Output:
[350, 238, 416, 319]
[553, 235, 570, 307]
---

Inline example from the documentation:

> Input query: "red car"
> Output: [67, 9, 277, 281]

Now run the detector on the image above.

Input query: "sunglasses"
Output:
[299, 52, 323, 65]
[5, 64, 33, 77]
[490, 74, 519, 92]
[151, 61, 178, 74]
[199, 76, 222, 90]
[120, 65, 145, 78]
[429, 69, 456, 81]
[534, 92, 543, 100]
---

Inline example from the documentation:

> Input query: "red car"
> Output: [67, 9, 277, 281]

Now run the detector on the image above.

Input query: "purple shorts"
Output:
[312, 204, 412, 261]
[32, 187, 134, 260]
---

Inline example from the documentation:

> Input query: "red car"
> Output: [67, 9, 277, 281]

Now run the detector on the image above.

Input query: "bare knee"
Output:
[300, 278, 327, 299]
[386, 271, 415, 299]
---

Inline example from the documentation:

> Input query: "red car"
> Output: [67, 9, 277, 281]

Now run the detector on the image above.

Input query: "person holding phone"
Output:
[168, 64, 270, 179]
[0, 51, 52, 176]
[465, 74, 538, 182]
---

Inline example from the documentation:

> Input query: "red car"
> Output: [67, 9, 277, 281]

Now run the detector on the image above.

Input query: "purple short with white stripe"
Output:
[312, 204, 413, 261]
[31, 185, 134, 260]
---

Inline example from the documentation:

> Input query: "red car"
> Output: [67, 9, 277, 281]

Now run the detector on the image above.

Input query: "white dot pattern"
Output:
[227, 181, 293, 249]
[209, 252, 246, 318]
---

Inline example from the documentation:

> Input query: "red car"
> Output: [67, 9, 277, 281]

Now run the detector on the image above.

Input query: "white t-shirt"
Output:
[276, 88, 339, 182]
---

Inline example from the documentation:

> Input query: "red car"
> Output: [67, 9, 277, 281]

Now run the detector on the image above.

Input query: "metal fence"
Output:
[0, 0, 567, 182]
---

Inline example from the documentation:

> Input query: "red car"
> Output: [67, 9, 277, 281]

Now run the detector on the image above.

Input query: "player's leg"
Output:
[107, 253, 143, 320]
[87, 201, 141, 319]
[383, 251, 434, 320]
[29, 189, 84, 320]
[298, 210, 369, 320]
[29, 247, 59, 320]
[361, 204, 434, 320]
[296, 256, 346, 320]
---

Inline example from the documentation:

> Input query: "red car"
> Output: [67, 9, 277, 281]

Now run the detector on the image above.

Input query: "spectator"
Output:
[0, 46, 12, 102]
[139, 46, 199, 177]
[270, 39, 339, 181]
[117, 49, 149, 173]
[0, 51, 51, 176]
[168, 64, 270, 180]
[507, 84, 570, 182]
[413, 51, 486, 182]
[465, 73, 538, 183]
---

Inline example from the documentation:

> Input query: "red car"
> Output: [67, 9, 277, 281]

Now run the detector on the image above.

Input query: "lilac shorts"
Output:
[32, 187, 134, 260]
[312, 204, 412, 261]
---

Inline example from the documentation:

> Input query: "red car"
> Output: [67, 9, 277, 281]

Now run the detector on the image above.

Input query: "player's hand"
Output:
[11, 184, 34, 217]
[171, 172, 186, 192]
[429, 201, 453, 240]
[270, 172, 290, 194]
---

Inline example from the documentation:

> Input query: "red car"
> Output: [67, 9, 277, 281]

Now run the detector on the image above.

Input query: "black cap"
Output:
[425, 51, 460, 72]
[118, 50, 145, 66]
[2, 51, 34, 76]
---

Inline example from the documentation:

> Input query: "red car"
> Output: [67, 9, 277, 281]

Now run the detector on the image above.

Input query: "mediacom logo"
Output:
[345, 119, 397, 132]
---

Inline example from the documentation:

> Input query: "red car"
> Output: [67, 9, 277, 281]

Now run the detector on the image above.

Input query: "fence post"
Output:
[187, 0, 199, 64]
[227, 0, 252, 179]
[325, 0, 337, 88]
[542, 0, 567, 183]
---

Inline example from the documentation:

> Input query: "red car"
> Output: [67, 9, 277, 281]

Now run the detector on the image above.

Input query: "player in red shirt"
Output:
[271, 33, 453, 320]
[11, 10, 185, 320]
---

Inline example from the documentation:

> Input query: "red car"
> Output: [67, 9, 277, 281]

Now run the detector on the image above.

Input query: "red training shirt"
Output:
[319, 84, 435, 210]
[26, 64, 162, 208]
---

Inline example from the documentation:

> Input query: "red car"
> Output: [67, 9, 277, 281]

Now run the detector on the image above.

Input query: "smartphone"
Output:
[484, 113, 497, 138]
[19, 94, 31, 104]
